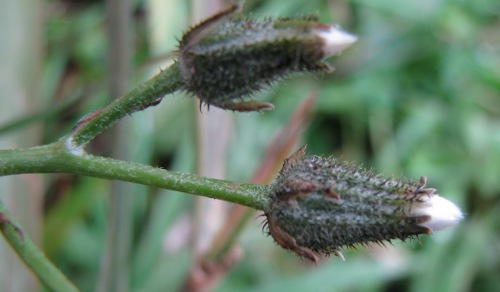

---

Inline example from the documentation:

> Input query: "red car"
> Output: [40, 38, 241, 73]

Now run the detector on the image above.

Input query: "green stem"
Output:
[0, 200, 78, 292]
[68, 64, 183, 148]
[0, 142, 270, 210]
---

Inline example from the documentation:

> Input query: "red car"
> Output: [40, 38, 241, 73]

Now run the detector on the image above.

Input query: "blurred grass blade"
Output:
[0, 92, 81, 137]
[96, 0, 133, 291]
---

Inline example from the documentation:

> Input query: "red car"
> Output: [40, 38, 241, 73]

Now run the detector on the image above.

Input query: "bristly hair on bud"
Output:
[264, 146, 463, 263]
[177, 4, 357, 112]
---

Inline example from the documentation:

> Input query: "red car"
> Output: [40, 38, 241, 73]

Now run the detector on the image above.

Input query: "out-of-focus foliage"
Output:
[1, 0, 499, 291]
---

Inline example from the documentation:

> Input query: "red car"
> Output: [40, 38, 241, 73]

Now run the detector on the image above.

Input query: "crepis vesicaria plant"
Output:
[264, 147, 463, 263]
[177, 4, 357, 111]
[176, 5, 462, 262]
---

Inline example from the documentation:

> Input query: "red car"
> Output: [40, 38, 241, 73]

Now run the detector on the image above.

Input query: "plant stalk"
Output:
[0, 142, 269, 211]
[0, 200, 78, 292]
[68, 64, 183, 149]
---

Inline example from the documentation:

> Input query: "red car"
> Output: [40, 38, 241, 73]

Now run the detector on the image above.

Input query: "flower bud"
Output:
[264, 147, 463, 263]
[178, 5, 357, 112]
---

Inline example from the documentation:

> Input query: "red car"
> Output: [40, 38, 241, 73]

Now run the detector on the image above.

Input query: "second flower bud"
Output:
[178, 5, 357, 112]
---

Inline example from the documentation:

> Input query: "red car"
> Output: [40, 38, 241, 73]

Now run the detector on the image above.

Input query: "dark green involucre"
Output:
[177, 5, 334, 112]
[264, 147, 432, 263]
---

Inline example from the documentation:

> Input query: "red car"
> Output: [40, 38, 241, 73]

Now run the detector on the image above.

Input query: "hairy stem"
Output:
[68, 64, 183, 149]
[0, 200, 78, 292]
[0, 142, 269, 210]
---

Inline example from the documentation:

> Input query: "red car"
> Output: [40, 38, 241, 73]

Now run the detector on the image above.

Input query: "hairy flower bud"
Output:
[178, 5, 357, 112]
[264, 147, 463, 263]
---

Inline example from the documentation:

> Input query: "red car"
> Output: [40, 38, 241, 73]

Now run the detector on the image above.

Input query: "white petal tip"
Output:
[412, 195, 463, 232]
[315, 26, 357, 57]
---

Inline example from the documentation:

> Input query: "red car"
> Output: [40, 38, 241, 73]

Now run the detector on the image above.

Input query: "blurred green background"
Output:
[0, 0, 499, 291]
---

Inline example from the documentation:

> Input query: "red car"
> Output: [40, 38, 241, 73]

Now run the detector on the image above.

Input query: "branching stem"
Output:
[0, 142, 270, 210]
[68, 64, 183, 149]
